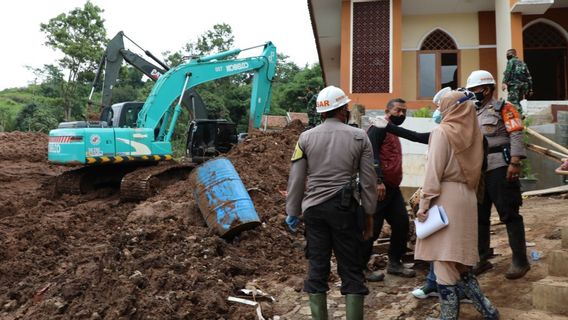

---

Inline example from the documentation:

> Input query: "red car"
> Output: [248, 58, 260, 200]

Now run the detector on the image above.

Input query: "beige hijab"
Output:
[438, 91, 484, 190]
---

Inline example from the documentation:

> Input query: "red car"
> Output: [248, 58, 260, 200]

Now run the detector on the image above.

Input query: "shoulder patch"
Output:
[291, 142, 304, 162]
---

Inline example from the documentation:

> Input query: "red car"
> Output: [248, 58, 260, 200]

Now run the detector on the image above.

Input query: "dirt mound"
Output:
[0, 131, 48, 162]
[0, 129, 306, 319]
[1, 128, 567, 320]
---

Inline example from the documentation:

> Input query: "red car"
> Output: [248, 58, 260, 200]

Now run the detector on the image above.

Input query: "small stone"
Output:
[299, 306, 312, 315]
[375, 292, 388, 298]
[333, 310, 346, 317]
[337, 303, 346, 308]
[3, 300, 17, 311]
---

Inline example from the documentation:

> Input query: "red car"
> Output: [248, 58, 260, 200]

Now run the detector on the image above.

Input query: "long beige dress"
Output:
[414, 127, 479, 266]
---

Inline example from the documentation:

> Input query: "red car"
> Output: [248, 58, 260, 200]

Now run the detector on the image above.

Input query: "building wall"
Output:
[523, 8, 568, 33]
[402, 13, 480, 50]
[400, 13, 481, 107]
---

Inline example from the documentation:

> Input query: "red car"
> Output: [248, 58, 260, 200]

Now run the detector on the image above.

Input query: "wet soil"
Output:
[0, 128, 566, 320]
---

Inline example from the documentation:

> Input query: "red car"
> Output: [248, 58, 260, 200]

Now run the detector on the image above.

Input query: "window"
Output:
[417, 29, 459, 99]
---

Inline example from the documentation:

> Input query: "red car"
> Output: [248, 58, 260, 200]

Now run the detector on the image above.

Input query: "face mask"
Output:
[390, 114, 406, 126]
[506, 55, 514, 60]
[474, 91, 486, 107]
[432, 109, 442, 124]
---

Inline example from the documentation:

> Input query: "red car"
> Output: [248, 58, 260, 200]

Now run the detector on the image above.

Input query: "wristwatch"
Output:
[510, 162, 521, 168]
[376, 177, 383, 184]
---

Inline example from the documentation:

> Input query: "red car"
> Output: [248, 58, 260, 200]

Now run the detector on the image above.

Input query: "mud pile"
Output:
[0, 125, 305, 319]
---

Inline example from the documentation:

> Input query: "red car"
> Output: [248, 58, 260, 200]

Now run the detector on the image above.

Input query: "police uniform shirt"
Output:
[477, 98, 526, 171]
[285, 118, 377, 217]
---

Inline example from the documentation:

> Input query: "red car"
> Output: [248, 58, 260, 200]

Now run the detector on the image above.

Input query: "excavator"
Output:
[48, 36, 277, 200]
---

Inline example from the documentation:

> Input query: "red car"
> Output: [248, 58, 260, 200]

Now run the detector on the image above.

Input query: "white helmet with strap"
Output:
[466, 70, 496, 89]
[316, 86, 351, 113]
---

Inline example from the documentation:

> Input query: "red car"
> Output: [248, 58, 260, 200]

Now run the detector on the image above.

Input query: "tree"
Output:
[40, 1, 107, 120]
[271, 63, 323, 114]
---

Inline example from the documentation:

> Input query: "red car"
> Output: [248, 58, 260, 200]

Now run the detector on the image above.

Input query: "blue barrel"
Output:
[192, 157, 260, 238]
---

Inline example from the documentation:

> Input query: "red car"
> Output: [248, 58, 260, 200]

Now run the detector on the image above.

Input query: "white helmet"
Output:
[466, 70, 496, 89]
[316, 86, 351, 113]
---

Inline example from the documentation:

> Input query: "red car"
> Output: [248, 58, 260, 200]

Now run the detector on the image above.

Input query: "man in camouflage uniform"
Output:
[305, 87, 321, 129]
[502, 48, 533, 114]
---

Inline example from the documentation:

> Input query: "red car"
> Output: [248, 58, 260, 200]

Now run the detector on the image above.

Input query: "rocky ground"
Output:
[0, 127, 566, 320]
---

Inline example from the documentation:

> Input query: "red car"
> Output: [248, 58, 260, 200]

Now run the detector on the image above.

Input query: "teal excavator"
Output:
[48, 33, 277, 200]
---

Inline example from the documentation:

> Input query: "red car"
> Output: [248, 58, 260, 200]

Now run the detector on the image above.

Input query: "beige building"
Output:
[308, 0, 568, 110]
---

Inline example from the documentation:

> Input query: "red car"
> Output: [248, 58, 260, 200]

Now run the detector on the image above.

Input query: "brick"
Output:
[562, 227, 568, 249]
[533, 276, 568, 314]
[549, 250, 568, 277]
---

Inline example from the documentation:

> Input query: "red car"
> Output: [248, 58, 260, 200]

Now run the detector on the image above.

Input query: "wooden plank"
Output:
[522, 185, 568, 197]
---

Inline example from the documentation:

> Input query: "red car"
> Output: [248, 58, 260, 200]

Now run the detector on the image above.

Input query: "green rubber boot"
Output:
[346, 294, 364, 320]
[308, 293, 328, 320]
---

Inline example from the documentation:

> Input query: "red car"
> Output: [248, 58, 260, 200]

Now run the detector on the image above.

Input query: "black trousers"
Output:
[477, 166, 524, 259]
[362, 186, 409, 265]
[303, 194, 368, 295]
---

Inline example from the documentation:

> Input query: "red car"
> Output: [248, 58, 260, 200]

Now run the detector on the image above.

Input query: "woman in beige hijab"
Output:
[415, 90, 499, 319]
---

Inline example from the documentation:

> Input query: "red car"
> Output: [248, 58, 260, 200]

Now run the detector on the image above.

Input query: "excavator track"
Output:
[54, 164, 141, 196]
[119, 161, 196, 201]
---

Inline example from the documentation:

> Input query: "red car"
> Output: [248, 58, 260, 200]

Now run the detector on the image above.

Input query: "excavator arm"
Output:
[137, 41, 277, 139]
[92, 31, 207, 119]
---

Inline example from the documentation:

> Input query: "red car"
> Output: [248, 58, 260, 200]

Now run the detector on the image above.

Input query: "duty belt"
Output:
[488, 144, 510, 154]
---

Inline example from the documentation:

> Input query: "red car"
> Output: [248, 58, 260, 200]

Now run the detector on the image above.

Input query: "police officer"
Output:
[285, 85, 377, 320]
[502, 48, 533, 114]
[467, 70, 530, 280]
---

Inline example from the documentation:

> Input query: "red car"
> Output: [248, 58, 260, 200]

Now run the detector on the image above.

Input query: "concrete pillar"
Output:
[495, 0, 512, 99]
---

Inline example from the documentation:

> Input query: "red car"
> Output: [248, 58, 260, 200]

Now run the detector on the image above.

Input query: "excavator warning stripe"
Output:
[85, 155, 173, 165]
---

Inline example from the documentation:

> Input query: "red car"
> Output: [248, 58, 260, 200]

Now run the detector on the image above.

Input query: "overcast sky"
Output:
[0, 0, 319, 90]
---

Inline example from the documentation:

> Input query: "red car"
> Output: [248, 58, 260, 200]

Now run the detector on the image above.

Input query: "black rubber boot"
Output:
[474, 225, 494, 276]
[308, 293, 328, 320]
[438, 284, 460, 320]
[505, 220, 530, 280]
[345, 294, 364, 320]
[460, 272, 500, 319]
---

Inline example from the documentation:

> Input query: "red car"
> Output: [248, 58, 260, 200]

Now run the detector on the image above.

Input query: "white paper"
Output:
[415, 205, 449, 239]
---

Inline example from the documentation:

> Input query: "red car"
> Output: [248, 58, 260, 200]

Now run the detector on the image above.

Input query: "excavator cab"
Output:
[186, 119, 238, 163]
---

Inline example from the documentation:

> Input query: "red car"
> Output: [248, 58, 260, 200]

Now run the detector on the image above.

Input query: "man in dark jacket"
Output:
[363, 98, 416, 281]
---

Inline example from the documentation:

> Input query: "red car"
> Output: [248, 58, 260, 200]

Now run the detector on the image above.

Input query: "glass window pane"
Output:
[419, 53, 436, 97]
[441, 53, 458, 89]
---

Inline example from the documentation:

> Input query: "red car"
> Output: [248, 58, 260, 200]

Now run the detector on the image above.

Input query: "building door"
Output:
[523, 22, 568, 100]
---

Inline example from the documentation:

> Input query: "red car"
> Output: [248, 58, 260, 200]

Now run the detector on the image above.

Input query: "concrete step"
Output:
[549, 250, 568, 277]
[533, 276, 568, 315]
[562, 226, 568, 249]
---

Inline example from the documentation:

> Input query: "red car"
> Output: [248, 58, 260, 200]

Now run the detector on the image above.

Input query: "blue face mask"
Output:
[432, 108, 442, 124]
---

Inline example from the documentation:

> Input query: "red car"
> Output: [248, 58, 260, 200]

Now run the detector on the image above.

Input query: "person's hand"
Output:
[363, 215, 374, 241]
[501, 83, 507, 92]
[376, 183, 386, 201]
[285, 215, 300, 233]
[416, 208, 428, 222]
[370, 116, 388, 128]
[507, 163, 521, 181]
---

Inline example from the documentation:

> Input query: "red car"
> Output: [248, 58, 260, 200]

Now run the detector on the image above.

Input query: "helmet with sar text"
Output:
[466, 70, 495, 89]
[316, 86, 351, 113]
[466, 70, 496, 107]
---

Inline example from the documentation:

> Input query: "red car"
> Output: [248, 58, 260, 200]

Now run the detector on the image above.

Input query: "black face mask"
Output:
[506, 55, 514, 60]
[390, 114, 406, 126]
[474, 91, 486, 107]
